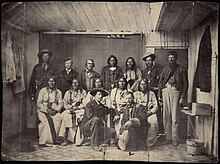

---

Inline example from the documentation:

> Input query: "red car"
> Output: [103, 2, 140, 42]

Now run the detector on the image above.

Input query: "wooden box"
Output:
[191, 103, 212, 116]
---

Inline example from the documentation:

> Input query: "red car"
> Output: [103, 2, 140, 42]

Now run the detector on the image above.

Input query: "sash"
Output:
[44, 113, 57, 144]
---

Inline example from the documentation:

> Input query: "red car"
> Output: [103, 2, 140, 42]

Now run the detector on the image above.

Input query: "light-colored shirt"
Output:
[37, 87, 63, 113]
[107, 88, 130, 112]
[123, 68, 142, 91]
[133, 91, 158, 114]
[63, 88, 87, 110]
[123, 67, 142, 81]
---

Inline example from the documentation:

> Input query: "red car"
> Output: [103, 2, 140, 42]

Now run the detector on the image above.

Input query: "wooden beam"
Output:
[155, 2, 166, 32]
[2, 2, 23, 16]
[3, 20, 31, 34]
[43, 31, 142, 35]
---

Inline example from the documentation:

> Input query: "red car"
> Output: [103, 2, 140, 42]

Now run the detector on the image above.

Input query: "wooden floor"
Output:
[2, 129, 213, 162]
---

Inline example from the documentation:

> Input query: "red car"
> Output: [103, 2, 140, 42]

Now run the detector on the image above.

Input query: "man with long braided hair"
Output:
[36, 76, 63, 147]
[58, 79, 87, 146]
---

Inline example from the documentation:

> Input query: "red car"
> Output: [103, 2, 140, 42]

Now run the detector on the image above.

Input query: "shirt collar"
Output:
[95, 99, 101, 105]
[66, 68, 71, 72]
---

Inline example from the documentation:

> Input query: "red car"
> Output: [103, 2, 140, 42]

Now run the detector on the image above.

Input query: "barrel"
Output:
[187, 139, 204, 156]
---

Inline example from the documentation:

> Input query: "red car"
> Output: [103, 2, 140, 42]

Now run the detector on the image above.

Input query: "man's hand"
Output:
[123, 121, 132, 130]
[179, 97, 184, 107]
[52, 103, 57, 109]
[48, 109, 57, 116]
[148, 102, 154, 110]
[113, 115, 120, 122]
[147, 111, 153, 117]
[69, 109, 76, 114]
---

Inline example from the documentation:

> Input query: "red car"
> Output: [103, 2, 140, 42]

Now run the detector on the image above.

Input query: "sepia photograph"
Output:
[1, 1, 218, 162]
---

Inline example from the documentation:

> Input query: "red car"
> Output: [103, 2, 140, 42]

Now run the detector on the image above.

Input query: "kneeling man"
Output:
[80, 88, 117, 151]
[118, 91, 148, 151]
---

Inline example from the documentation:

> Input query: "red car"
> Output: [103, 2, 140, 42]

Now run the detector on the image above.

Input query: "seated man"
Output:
[80, 88, 117, 151]
[134, 79, 158, 147]
[58, 79, 87, 146]
[36, 76, 63, 147]
[118, 91, 148, 151]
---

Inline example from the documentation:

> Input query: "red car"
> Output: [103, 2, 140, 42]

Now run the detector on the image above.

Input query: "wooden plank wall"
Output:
[188, 16, 218, 156]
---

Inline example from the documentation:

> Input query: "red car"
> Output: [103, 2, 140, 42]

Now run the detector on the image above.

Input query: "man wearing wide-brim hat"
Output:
[142, 52, 160, 89]
[29, 49, 55, 102]
[142, 52, 164, 134]
[79, 88, 117, 151]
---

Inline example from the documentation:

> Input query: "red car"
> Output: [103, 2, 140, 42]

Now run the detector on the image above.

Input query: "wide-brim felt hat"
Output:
[38, 49, 53, 58]
[90, 88, 109, 97]
[142, 53, 156, 61]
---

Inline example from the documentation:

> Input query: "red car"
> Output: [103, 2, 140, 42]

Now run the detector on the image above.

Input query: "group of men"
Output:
[29, 49, 188, 151]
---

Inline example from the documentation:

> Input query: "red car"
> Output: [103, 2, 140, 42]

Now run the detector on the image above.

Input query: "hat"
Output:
[38, 49, 53, 58]
[117, 131, 129, 151]
[142, 53, 156, 61]
[64, 57, 73, 62]
[167, 51, 177, 58]
[90, 88, 109, 97]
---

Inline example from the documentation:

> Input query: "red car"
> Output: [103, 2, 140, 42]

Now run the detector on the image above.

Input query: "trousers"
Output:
[81, 117, 116, 147]
[162, 85, 180, 141]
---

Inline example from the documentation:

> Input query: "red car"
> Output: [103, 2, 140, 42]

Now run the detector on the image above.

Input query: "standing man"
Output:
[142, 53, 160, 89]
[158, 51, 188, 146]
[29, 49, 55, 102]
[118, 91, 148, 151]
[57, 57, 78, 97]
[80, 88, 117, 151]
[81, 59, 100, 92]
[101, 55, 123, 91]
[123, 57, 142, 91]
[142, 53, 163, 134]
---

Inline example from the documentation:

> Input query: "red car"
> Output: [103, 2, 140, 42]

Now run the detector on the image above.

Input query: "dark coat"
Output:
[101, 65, 123, 91]
[81, 100, 115, 124]
[56, 69, 78, 97]
[194, 25, 212, 92]
[80, 70, 100, 91]
[158, 64, 188, 99]
[120, 103, 148, 135]
[142, 66, 161, 88]
[29, 63, 55, 100]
